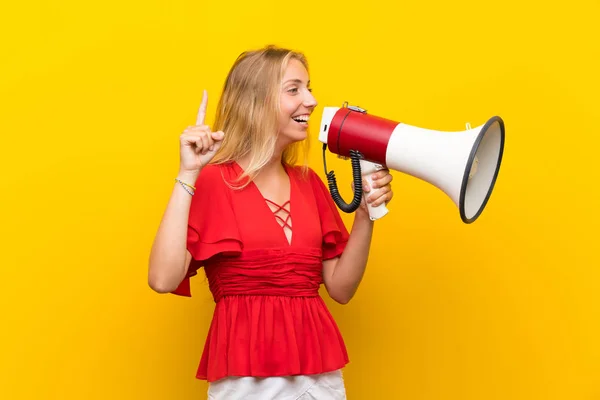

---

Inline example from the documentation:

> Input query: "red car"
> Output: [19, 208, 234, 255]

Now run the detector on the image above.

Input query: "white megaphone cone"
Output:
[318, 103, 505, 224]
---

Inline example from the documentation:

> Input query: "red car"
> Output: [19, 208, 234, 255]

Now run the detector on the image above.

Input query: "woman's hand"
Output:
[356, 169, 394, 218]
[178, 90, 225, 177]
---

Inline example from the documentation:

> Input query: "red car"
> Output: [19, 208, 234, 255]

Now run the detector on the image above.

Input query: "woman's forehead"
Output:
[283, 59, 309, 83]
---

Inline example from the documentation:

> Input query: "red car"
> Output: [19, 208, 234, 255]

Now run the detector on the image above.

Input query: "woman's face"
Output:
[277, 58, 318, 147]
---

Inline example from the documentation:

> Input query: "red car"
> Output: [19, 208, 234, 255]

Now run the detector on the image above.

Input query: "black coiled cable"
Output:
[322, 144, 364, 213]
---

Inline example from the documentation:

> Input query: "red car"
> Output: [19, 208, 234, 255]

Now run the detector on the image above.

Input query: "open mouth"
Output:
[292, 115, 309, 125]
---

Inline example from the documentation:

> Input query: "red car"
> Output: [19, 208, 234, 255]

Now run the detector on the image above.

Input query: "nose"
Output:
[303, 89, 318, 109]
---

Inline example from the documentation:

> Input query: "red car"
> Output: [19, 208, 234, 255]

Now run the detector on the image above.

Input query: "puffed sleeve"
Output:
[171, 164, 243, 297]
[308, 168, 350, 260]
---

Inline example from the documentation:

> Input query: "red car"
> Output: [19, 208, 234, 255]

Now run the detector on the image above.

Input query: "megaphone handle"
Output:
[359, 159, 389, 221]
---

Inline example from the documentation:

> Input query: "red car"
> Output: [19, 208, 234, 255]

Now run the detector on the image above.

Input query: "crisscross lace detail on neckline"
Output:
[265, 198, 292, 243]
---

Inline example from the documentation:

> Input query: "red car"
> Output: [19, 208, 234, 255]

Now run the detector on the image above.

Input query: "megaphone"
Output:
[318, 102, 505, 224]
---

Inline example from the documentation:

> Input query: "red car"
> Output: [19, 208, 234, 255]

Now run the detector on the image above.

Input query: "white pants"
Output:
[207, 369, 347, 400]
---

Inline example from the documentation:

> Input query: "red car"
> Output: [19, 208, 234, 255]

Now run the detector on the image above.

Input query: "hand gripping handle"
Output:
[360, 159, 389, 221]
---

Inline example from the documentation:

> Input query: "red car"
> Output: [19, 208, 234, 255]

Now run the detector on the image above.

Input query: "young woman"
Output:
[148, 45, 394, 399]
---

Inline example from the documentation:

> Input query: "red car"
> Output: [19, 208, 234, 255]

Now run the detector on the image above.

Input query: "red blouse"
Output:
[171, 161, 350, 382]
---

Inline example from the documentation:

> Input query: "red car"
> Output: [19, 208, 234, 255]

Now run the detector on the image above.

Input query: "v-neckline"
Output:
[233, 161, 295, 247]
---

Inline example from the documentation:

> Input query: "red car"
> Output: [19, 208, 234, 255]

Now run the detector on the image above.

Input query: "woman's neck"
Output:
[237, 152, 290, 204]
[237, 152, 287, 180]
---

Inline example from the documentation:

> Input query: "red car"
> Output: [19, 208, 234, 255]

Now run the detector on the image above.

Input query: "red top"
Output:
[171, 161, 351, 382]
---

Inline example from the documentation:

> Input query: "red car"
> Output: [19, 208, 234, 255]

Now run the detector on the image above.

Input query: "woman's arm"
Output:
[322, 169, 394, 304]
[322, 212, 374, 304]
[148, 171, 198, 293]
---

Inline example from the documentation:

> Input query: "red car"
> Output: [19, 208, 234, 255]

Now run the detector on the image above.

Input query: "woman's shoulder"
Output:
[195, 162, 237, 187]
[287, 164, 335, 204]
[199, 161, 229, 177]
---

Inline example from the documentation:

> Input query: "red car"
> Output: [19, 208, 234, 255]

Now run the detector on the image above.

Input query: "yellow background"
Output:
[1, 0, 599, 399]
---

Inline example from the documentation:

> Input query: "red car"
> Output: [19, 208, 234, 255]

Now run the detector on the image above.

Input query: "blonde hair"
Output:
[210, 45, 311, 186]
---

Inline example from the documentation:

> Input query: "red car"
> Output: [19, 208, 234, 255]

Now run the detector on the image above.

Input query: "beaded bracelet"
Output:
[175, 178, 195, 196]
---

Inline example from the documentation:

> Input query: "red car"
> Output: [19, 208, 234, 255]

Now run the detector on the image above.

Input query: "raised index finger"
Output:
[196, 89, 208, 125]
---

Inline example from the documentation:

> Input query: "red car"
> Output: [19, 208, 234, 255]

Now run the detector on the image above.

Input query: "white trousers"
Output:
[207, 369, 347, 400]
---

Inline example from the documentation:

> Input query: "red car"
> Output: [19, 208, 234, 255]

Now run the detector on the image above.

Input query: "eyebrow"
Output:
[284, 79, 310, 85]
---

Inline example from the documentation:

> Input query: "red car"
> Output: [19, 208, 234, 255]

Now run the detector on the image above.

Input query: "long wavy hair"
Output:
[209, 45, 311, 186]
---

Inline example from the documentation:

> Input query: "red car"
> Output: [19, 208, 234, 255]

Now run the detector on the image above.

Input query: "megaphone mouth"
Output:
[459, 116, 505, 224]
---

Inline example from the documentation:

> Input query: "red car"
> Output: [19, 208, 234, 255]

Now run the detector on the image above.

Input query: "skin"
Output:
[148, 58, 394, 305]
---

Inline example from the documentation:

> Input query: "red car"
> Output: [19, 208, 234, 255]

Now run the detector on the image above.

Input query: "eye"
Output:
[287, 87, 299, 94]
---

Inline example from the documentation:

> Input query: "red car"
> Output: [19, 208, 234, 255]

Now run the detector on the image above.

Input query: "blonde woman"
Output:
[148, 45, 394, 399]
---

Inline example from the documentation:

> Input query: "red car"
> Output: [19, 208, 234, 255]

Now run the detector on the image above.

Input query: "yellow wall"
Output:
[2, 0, 599, 398]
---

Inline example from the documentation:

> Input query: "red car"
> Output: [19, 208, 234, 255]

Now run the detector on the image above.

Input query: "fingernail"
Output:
[209, 145, 214, 151]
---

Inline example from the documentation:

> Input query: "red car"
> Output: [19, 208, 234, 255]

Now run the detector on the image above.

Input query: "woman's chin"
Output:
[279, 130, 308, 145]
